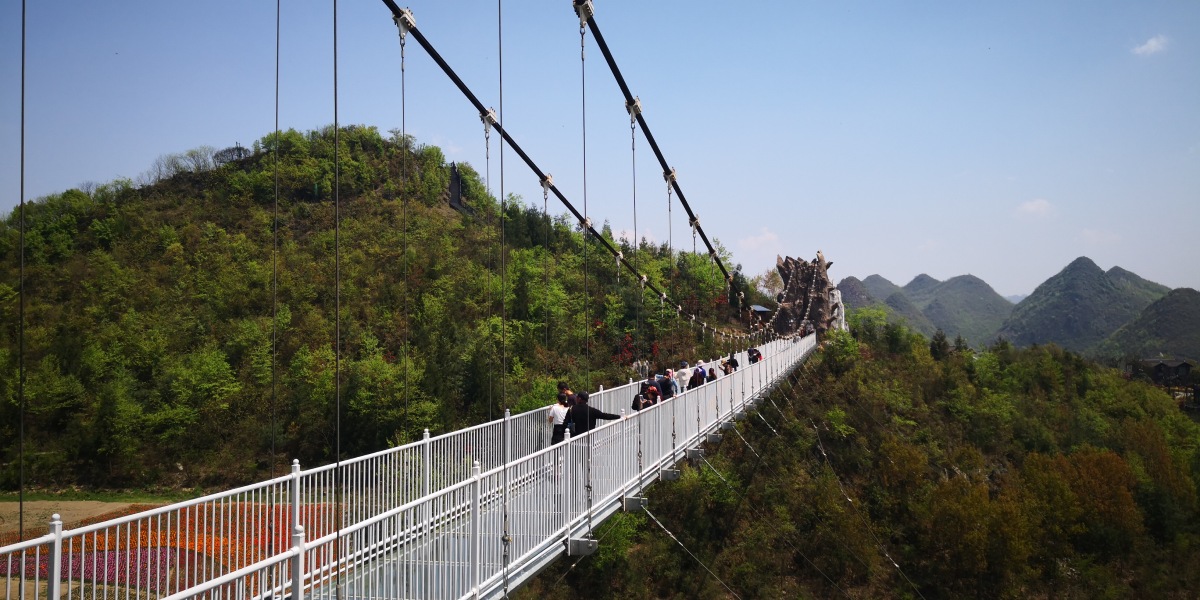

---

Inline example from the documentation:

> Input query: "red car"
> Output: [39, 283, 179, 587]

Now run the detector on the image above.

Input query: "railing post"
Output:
[504, 409, 512, 465]
[290, 459, 302, 536]
[619, 409, 628, 496]
[421, 429, 432, 498]
[470, 461, 482, 598]
[291, 525, 306, 600]
[48, 514, 63, 600]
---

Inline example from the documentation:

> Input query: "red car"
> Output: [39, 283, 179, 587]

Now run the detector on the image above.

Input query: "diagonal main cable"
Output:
[381, 3, 737, 339]
[576, 2, 731, 285]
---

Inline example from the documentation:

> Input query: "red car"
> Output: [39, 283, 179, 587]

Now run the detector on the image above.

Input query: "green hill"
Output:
[837, 276, 877, 310]
[1095, 288, 1200, 361]
[996, 256, 1170, 353]
[884, 291, 937, 336]
[921, 275, 1013, 347]
[0, 126, 738, 488]
[902, 273, 942, 308]
[1106, 265, 1172, 306]
[862, 274, 902, 302]
[522, 320, 1200, 598]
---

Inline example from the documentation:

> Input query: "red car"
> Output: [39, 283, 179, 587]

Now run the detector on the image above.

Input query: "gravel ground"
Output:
[0, 501, 134, 536]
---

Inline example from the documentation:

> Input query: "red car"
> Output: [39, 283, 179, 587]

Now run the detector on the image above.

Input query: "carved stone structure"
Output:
[768, 253, 844, 338]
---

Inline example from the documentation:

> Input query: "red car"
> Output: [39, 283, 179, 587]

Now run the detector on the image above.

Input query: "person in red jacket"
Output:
[567, 391, 621, 435]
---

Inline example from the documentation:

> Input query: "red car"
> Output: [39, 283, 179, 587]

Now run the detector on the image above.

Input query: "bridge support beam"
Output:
[567, 537, 598, 556]
[660, 468, 680, 482]
[706, 433, 723, 444]
[720, 421, 735, 431]
[686, 448, 704, 460]
[623, 496, 648, 512]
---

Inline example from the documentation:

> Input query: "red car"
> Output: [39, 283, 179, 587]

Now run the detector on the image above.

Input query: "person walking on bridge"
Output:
[567, 391, 621, 435]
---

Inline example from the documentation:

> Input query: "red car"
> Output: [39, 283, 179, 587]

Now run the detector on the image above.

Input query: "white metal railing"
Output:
[1, 335, 813, 600]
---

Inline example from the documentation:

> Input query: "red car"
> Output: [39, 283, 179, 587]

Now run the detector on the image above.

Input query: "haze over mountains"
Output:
[838, 256, 1199, 359]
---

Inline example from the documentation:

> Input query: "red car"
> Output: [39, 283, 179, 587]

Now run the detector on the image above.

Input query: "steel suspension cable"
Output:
[498, 0, 507, 418]
[630, 103, 640, 366]
[271, 0, 280, 479]
[399, 14, 410, 441]
[18, 0, 26, 539]
[696, 454, 854, 597]
[485, 110, 494, 422]
[497, 3, 512, 596]
[809, 418, 928, 600]
[577, 6, 596, 539]
[576, 5, 731, 285]
[579, 15, 590, 390]
[332, 2, 343, 597]
[379, 3, 711, 342]
[643, 507, 742, 600]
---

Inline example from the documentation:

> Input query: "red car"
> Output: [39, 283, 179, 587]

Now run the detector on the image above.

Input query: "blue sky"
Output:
[3, 1, 1197, 296]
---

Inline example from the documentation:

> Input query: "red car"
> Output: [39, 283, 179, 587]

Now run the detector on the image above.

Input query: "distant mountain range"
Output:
[838, 256, 1198, 359]
[839, 273, 1012, 346]
[994, 257, 1170, 353]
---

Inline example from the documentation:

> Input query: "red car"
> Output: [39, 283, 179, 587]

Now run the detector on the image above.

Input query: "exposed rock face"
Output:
[769, 253, 839, 338]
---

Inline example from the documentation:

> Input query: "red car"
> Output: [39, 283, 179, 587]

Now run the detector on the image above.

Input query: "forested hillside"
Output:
[1096, 288, 1200, 362]
[0, 125, 759, 489]
[996, 256, 1169, 353]
[521, 309, 1200, 598]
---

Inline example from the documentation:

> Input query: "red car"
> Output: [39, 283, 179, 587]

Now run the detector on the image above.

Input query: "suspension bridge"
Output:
[3, 336, 819, 600]
[6, 1, 845, 598]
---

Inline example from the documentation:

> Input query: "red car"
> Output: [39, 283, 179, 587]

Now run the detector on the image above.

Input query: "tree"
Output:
[930, 329, 950, 361]
[752, 267, 783, 299]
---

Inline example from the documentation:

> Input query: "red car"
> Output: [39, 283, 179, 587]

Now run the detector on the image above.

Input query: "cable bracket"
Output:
[393, 8, 416, 39]
[573, 0, 594, 27]
[540, 174, 553, 193]
[625, 96, 643, 122]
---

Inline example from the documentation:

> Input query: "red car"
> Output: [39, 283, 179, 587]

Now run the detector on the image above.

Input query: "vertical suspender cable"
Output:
[485, 119, 493, 423]
[400, 22, 409, 441]
[579, 19, 590, 390]
[18, 0, 27, 539]
[630, 108, 639, 366]
[271, 0, 280, 479]
[497, 3, 511, 595]
[498, 0, 507, 414]
[332, 1, 343, 597]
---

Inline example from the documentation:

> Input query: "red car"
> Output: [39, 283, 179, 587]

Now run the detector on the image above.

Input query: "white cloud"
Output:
[1015, 198, 1053, 217]
[616, 228, 656, 245]
[916, 238, 942, 252]
[1133, 35, 1168, 56]
[1079, 228, 1121, 245]
[737, 227, 780, 251]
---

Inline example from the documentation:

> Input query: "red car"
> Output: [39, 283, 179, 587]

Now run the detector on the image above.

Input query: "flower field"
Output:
[1, 502, 338, 594]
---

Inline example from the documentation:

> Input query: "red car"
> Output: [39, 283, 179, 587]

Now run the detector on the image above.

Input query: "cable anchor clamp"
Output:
[625, 96, 643, 122]
[664, 167, 677, 183]
[574, 0, 595, 27]
[540, 174, 553, 194]
[394, 8, 416, 39]
[481, 108, 499, 134]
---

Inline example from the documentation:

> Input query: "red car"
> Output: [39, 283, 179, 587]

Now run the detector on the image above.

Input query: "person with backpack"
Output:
[639, 375, 662, 404]
[688, 362, 707, 390]
[548, 392, 570, 444]
[660, 369, 679, 401]
[568, 391, 621, 435]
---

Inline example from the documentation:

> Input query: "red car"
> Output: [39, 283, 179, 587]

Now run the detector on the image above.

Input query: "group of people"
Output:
[630, 350, 760, 412]
[546, 381, 622, 444]
[547, 348, 768, 443]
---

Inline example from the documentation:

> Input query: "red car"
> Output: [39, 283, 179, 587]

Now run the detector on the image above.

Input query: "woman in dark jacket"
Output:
[567, 392, 621, 435]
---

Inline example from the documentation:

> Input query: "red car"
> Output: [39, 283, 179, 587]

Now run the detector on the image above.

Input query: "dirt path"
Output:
[0, 501, 134, 536]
